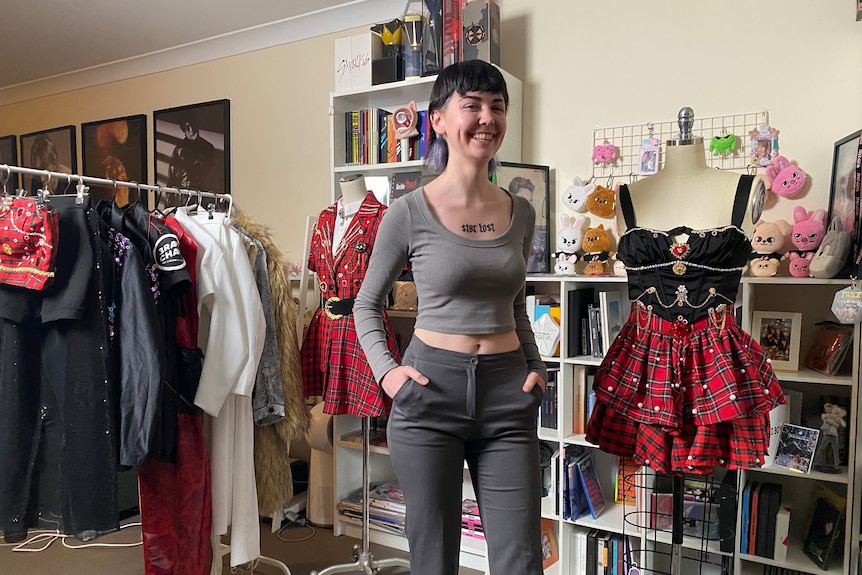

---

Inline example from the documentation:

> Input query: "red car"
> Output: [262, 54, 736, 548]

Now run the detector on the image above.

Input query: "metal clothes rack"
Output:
[0, 163, 232, 210]
[0, 164, 290, 575]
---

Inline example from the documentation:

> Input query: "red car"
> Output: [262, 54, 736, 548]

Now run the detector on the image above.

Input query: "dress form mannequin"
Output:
[339, 174, 369, 205]
[619, 108, 765, 236]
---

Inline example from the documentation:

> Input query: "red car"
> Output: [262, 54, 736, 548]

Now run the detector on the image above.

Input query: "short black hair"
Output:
[428, 60, 509, 117]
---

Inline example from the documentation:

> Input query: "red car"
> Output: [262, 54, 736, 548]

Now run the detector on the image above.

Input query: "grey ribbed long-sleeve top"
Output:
[353, 186, 547, 383]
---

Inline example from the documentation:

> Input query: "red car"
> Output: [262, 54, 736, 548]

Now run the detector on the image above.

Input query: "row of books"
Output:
[566, 287, 624, 359]
[568, 526, 639, 575]
[740, 481, 789, 561]
[561, 447, 606, 521]
[538, 368, 559, 429]
[343, 107, 431, 166]
[461, 498, 484, 541]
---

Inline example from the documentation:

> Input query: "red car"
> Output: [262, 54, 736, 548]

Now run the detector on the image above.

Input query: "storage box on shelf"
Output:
[734, 277, 860, 575]
[328, 68, 522, 203]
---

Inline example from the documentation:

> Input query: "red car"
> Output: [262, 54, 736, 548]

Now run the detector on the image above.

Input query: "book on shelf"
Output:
[783, 388, 803, 425]
[588, 305, 603, 358]
[390, 171, 422, 202]
[740, 481, 756, 554]
[803, 487, 846, 570]
[773, 423, 820, 473]
[568, 526, 589, 575]
[756, 482, 783, 558]
[614, 456, 638, 505]
[564, 446, 589, 521]
[567, 287, 596, 357]
[598, 290, 623, 354]
[540, 517, 559, 569]
[773, 501, 792, 562]
[540, 368, 559, 429]
[571, 368, 585, 434]
[575, 451, 607, 520]
[761, 402, 787, 467]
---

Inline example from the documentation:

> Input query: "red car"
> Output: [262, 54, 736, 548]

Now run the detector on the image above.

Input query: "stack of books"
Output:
[461, 498, 484, 541]
[336, 482, 406, 535]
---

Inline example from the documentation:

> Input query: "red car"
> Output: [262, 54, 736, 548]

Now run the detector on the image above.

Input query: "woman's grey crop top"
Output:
[353, 186, 546, 383]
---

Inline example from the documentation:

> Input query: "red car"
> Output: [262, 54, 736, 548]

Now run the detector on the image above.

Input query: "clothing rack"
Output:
[0, 163, 290, 575]
[0, 163, 232, 212]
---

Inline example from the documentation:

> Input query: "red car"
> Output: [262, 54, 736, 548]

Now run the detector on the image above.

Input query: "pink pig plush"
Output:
[764, 156, 806, 198]
[789, 206, 826, 252]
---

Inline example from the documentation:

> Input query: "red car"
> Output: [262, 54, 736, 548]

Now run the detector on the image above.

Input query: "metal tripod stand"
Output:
[310, 416, 411, 575]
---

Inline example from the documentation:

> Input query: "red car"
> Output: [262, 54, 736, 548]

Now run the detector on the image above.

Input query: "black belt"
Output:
[323, 296, 355, 319]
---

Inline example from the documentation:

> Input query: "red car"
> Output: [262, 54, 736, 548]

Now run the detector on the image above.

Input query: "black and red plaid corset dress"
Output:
[585, 176, 785, 475]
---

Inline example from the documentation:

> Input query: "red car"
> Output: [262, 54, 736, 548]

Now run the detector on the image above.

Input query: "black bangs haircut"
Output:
[427, 60, 509, 117]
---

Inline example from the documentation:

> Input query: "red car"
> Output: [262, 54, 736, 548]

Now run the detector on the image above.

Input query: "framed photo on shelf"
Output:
[752, 310, 803, 372]
[19, 125, 77, 194]
[153, 99, 230, 204]
[0, 135, 18, 191]
[827, 129, 862, 267]
[495, 162, 550, 273]
[82, 114, 147, 206]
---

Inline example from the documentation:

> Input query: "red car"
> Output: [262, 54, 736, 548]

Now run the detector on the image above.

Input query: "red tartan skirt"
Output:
[301, 309, 401, 418]
[585, 304, 785, 475]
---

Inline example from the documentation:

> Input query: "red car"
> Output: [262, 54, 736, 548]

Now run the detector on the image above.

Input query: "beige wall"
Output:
[1, 1, 861, 260]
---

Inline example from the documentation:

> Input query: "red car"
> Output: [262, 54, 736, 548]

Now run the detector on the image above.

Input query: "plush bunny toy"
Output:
[554, 253, 578, 275]
[764, 155, 806, 198]
[556, 213, 586, 254]
[561, 177, 595, 213]
[789, 206, 827, 254]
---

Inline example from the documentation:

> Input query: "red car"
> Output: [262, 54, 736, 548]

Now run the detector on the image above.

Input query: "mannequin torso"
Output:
[618, 141, 764, 238]
[339, 175, 369, 205]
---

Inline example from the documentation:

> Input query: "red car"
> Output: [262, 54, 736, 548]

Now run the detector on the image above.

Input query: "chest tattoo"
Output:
[461, 223, 496, 233]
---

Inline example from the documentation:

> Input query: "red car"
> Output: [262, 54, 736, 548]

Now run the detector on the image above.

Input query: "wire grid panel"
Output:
[591, 111, 765, 181]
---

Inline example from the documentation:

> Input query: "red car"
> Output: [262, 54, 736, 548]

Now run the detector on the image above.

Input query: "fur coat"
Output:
[233, 210, 311, 514]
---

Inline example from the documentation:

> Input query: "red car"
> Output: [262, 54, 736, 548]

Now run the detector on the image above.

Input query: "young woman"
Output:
[353, 60, 546, 575]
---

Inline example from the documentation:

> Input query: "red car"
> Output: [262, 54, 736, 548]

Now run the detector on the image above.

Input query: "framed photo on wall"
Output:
[0, 135, 19, 191]
[19, 125, 77, 194]
[827, 129, 862, 268]
[154, 99, 230, 202]
[752, 310, 803, 372]
[82, 114, 147, 206]
[495, 162, 551, 273]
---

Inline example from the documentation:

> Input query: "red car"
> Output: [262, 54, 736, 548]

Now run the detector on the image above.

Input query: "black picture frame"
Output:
[153, 99, 230, 203]
[19, 125, 77, 194]
[826, 129, 862, 269]
[0, 135, 19, 191]
[82, 114, 147, 206]
[496, 161, 551, 273]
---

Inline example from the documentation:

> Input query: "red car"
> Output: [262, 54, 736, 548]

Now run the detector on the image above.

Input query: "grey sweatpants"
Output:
[387, 337, 544, 575]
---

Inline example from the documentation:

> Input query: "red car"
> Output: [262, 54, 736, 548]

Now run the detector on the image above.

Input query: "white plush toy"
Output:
[556, 214, 586, 254]
[561, 177, 595, 213]
[554, 253, 578, 275]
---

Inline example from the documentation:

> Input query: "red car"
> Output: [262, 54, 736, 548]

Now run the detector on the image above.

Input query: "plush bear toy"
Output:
[585, 185, 616, 218]
[747, 219, 791, 277]
[561, 177, 595, 213]
[579, 224, 616, 275]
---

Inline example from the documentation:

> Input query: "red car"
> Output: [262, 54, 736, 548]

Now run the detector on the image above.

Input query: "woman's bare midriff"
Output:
[413, 328, 520, 355]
